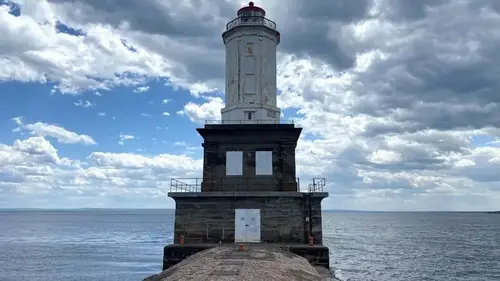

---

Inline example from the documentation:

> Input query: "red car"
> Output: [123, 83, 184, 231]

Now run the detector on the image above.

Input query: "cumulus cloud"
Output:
[0, 136, 202, 207]
[133, 86, 150, 93]
[178, 96, 224, 124]
[0, 137, 80, 174]
[3, 0, 500, 210]
[12, 119, 96, 145]
[0, 0, 226, 95]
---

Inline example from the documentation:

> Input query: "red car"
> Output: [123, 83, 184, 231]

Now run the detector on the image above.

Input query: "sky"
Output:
[1, 0, 500, 211]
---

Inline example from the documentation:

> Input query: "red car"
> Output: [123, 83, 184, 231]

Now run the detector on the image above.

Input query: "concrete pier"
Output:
[146, 245, 338, 281]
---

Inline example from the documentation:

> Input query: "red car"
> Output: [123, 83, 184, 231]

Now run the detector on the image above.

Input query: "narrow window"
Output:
[256, 151, 273, 175]
[245, 111, 254, 120]
[247, 43, 253, 56]
[226, 151, 243, 175]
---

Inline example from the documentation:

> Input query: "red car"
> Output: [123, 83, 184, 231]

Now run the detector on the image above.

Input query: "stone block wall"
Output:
[201, 143, 298, 192]
[197, 124, 301, 192]
[302, 194, 326, 245]
[311, 197, 325, 245]
[172, 195, 305, 244]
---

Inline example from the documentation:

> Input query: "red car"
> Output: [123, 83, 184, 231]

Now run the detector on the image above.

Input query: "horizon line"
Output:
[0, 208, 497, 213]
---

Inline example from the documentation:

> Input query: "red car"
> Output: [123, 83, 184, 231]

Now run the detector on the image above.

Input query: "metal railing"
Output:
[205, 119, 294, 125]
[307, 178, 326, 193]
[170, 177, 300, 192]
[170, 177, 326, 193]
[226, 15, 277, 31]
[170, 178, 201, 192]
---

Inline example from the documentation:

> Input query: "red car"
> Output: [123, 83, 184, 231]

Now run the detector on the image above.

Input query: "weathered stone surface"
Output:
[163, 244, 330, 271]
[172, 195, 305, 244]
[311, 197, 324, 244]
[282, 245, 330, 269]
[147, 245, 332, 281]
[197, 124, 301, 192]
[169, 192, 328, 245]
[163, 244, 214, 270]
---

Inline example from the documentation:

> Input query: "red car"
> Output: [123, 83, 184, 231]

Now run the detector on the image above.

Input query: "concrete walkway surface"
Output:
[144, 244, 339, 281]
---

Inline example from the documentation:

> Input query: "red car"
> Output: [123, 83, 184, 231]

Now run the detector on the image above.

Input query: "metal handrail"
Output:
[204, 119, 294, 125]
[307, 178, 326, 193]
[170, 178, 201, 192]
[170, 177, 300, 192]
[226, 15, 277, 31]
[170, 177, 326, 193]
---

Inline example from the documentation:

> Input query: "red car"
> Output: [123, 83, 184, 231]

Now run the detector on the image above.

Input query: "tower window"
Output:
[247, 43, 253, 56]
[256, 151, 273, 175]
[226, 151, 243, 176]
[245, 111, 254, 120]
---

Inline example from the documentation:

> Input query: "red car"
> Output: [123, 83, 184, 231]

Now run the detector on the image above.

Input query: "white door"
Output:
[235, 209, 261, 243]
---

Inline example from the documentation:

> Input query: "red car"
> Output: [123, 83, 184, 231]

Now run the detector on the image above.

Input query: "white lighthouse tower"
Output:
[221, 1, 281, 124]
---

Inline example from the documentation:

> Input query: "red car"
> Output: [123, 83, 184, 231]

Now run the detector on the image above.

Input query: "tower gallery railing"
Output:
[205, 119, 294, 125]
[226, 15, 277, 31]
[170, 177, 299, 192]
[308, 178, 326, 193]
[170, 177, 326, 193]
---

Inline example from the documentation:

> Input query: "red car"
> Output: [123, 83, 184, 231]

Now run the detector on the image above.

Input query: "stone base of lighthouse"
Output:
[162, 191, 330, 271]
[162, 243, 330, 272]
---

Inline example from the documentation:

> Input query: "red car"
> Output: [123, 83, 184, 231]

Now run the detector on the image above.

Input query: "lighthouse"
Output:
[162, 1, 330, 273]
[221, 1, 280, 124]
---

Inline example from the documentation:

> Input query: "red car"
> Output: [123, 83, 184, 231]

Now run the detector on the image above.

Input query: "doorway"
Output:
[234, 209, 261, 243]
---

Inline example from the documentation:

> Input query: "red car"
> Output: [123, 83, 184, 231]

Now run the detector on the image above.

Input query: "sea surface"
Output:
[0, 210, 499, 281]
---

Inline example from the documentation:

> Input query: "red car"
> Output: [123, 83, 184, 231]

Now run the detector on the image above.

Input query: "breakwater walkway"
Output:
[144, 244, 339, 281]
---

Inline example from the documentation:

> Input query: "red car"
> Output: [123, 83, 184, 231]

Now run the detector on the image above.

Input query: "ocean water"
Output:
[0, 210, 499, 281]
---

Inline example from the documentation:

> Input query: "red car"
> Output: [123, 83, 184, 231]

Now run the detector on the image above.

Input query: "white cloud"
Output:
[74, 100, 95, 108]
[141, 113, 152, 118]
[162, 112, 170, 116]
[178, 96, 224, 124]
[98, 112, 106, 116]
[162, 99, 171, 104]
[0, 137, 80, 169]
[13, 120, 96, 145]
[367, 150, 402, 164]
[88, 152, 201, 172]
[0, 136, 201, 208]
[133, 86, 150, 93]
[11, 116, 23, 126]
[0, 0, 222, 95]
[118, 133, 135, 145]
